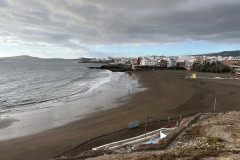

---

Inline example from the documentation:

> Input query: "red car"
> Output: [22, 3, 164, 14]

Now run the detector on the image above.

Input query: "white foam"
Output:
[87, 70, 113, 93]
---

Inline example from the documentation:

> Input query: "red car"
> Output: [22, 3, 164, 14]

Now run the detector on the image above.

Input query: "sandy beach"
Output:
[0, 70, 240, 160]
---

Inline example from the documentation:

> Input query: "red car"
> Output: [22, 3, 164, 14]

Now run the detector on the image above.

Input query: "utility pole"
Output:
[146, 115, 148, 126]
[214, 97, 217, 113]
[213, 89, 216, 113]
[144, 124, 147, 142]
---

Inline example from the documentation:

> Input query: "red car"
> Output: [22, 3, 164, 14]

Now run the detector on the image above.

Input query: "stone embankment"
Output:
[88, 64, 186, 72]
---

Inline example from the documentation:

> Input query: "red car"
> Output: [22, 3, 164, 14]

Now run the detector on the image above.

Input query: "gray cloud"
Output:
[0, 0, 240, 51]
[0, 0, 8, 7]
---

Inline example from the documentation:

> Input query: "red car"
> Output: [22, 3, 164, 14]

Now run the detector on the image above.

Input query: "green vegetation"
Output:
[191, 61, 232, 73]
[183, 124, 203, 140]
[158, 141, 167, 149]
[205, 136, 223, 148]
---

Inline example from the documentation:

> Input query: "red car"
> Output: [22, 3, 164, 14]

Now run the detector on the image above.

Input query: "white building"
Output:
[167, 58, 176, 67]
[140, 57, 157, 66]
[120, 58, 130, 64]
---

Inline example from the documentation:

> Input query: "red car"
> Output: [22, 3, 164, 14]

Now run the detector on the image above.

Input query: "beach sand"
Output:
[0, 70, 240, 160]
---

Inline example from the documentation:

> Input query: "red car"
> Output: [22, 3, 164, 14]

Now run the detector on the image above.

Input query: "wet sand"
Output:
[0, 70, 240, 160]
[0, 119, 19, 130]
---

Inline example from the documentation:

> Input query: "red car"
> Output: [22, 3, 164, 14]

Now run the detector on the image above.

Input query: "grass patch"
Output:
[187, 125, 203, 137]
[182, 124, 203, 140]
[158, 141, 167, 149]
[205, 136, 223, 148]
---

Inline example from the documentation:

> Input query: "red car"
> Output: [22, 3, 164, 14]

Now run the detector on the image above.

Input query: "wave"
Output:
[0, 70, 114, 115]
[87, 70, 112, 93]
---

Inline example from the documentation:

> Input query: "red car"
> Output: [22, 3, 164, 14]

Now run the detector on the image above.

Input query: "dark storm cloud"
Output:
[0, 0, 240, 49]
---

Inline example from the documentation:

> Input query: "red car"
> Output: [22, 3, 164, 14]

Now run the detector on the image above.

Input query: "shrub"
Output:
[191, 61, 232, 73]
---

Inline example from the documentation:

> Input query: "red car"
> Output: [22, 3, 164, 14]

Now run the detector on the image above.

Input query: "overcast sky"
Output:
[0, 0, 240, 58]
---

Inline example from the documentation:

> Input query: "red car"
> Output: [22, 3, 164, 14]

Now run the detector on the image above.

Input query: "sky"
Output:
[0, 0, 240, 59]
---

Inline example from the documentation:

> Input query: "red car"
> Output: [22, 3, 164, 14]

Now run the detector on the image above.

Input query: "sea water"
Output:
[0, 58, 143, 139]
[0, 58, 138, 115]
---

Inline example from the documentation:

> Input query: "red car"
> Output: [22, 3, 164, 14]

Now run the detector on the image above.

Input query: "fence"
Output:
[52, 112, 199, 159]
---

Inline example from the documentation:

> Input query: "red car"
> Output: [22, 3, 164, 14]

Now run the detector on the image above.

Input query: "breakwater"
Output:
[88, 64, 186, 72]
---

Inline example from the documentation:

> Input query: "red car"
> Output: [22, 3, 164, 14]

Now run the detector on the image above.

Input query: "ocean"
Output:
[0, 58, 143, 139]
[0, 58, 138, 116]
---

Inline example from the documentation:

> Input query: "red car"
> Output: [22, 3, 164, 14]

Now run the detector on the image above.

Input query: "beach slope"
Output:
[0, 70, 240, 160]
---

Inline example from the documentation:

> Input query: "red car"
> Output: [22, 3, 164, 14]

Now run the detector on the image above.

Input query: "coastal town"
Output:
[79, 53, 240, 75]
[80, 55, 240, 67]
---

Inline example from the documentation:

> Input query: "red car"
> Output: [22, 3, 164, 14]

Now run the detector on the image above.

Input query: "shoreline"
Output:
[0, 71, 142, 140]
[0, 70, 240, 160]
[0, 118, 19, 130]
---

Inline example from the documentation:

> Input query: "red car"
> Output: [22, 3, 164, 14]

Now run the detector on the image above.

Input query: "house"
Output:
[137, 57, 141, 65]
[169, 59, 176, 67]
[114, 58, 122, 64]
[235, 69, 240, 75]
[130, 58, 138, 65]
[177, 62, 185, 67]
[140, 57, 157, 66]
[159, 60, 168, 67]
[176, 55, 188, 67]
[120, 58, 130, 64]
[229, 65, 240, 75]
[223, 60, 240, 66]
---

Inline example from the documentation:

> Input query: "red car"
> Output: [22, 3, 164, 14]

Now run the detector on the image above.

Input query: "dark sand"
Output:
[0, 70, 240, 160]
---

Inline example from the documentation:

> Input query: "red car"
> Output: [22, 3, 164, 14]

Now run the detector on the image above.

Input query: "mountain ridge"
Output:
[0, 55, 42, 60]
[195, 50, 240, 57]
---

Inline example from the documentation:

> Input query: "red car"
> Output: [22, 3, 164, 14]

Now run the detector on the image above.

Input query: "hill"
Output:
[0, 55, 41, 60]
[196, 50, 240, 57]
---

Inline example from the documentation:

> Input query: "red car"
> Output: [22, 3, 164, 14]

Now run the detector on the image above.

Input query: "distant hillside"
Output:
[0, 55, 41, 60]
[197, 50, 240, 57]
